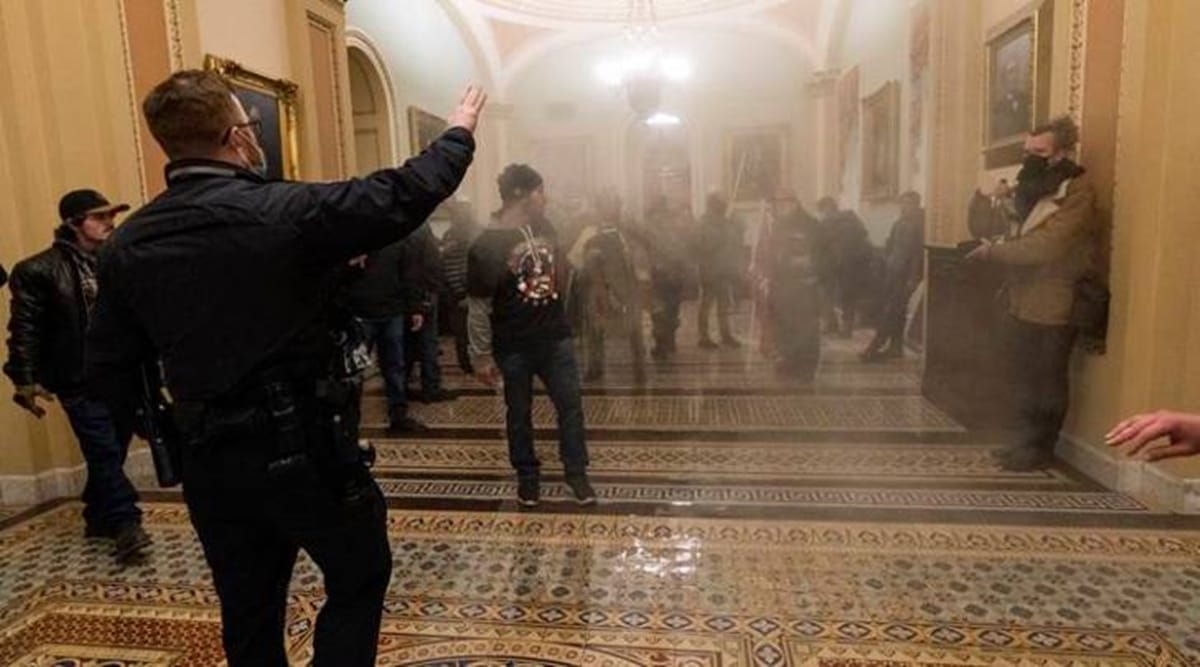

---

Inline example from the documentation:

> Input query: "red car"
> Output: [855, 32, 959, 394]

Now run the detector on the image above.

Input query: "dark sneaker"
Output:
[517, 476, 540, 508]
[387, 416, 429, 434]
[721, 338, 742, 350]
[698, 339, 719, 350]
[114, 522, 151, 564]
[565, 475, 597, 506]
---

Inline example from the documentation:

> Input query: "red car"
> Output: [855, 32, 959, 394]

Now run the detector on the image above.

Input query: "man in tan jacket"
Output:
[967, 116, 1098, 471]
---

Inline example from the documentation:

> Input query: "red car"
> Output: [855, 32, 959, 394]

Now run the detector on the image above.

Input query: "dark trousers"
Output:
[650, 276, 683, 355]
[1005, 316, 1077, 452]
[60, 395, 141, 531]
[868, 284, 914, 352]
[770, 285, 821, 379]
[182, 432, 391, 667]
[497, 337, 589, 478]
[698, 277, 735, 342]
[359, 315, 409, 420]
[405, 301, 442, 392]
[450, 300, 473, 373]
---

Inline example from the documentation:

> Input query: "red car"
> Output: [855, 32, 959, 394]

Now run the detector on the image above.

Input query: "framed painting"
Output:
[984, 0, 1054, 168]
[726, 126, 788, 203]
[407, 106, 447, 154]
[204, 55, 300, 180]
[836, 66, 860, 193]
[861, 81, 901, 201]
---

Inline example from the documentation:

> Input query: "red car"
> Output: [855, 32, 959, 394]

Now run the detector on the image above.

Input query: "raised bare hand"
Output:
[447, 84, 488, 134]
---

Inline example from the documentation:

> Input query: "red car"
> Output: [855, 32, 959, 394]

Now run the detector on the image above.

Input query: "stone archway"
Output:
[346, 31, 398, 175]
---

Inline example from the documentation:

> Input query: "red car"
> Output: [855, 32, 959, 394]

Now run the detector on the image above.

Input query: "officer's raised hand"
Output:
[447, 85, 488, 133]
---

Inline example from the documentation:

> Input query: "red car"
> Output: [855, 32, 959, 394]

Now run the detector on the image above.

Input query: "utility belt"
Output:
[172, 376, 376, 504]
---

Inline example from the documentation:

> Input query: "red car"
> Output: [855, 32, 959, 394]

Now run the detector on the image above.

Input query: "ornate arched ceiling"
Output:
[437, 0, 844, 95]
[474, 0, 787, 23]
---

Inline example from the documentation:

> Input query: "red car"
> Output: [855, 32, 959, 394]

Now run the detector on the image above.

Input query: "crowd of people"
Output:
[4, 68, 1199, 667]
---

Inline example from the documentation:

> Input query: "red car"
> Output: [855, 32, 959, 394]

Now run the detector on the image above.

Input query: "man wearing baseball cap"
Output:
[4, 188, 149, 564]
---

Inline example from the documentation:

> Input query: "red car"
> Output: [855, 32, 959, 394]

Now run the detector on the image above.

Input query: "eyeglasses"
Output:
[224, 118, 263, 143]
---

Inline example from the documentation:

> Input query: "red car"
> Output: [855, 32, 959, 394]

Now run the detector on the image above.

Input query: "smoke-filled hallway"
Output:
[0, 309, 1196, 665]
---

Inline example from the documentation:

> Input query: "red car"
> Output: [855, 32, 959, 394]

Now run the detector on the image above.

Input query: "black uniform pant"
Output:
[1004, 316, 1077, 453]
[182, 429, 391, 667]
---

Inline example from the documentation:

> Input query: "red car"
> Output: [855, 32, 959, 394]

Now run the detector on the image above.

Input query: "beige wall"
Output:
[0, 0, 355, 502]
[1066, 0, 1200, 482]
[0, 1, 145, 487]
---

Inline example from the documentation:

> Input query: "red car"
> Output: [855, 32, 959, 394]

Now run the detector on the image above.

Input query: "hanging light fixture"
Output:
[594, 0, 691, 118]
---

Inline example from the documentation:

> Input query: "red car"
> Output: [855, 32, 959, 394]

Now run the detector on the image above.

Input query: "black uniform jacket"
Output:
[85, 127, 474, 407]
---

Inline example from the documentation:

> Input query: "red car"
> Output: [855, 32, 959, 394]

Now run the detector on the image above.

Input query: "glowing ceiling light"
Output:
[595, 61, 623, 87]
[645, 112, 682, 126]
[659, 55, 691, 81]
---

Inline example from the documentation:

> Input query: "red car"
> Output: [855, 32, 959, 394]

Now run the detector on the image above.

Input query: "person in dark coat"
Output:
[815, 197, 872, 337]
[400, 223, 455, 402]
[766, 192, 822, 381]
[694, 192, 743, 349]
[4, 189, 149, 564]
[645, 197, 690, 361]
[862, 191, 925, 361]
[342, 238, 429, 433]
[441, 201, 481, 374]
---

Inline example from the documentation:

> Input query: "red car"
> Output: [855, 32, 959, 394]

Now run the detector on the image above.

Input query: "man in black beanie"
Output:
[466, 164, 596, 507]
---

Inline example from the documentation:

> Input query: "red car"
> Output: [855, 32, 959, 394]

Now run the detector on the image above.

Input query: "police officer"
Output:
[84, 70, 486, 666]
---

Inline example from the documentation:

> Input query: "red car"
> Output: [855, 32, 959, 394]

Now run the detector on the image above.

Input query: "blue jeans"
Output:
[359, 315, 409, 420]
[60, 395, 141, 530]
[497, 337, 589, 478]
[405, 301, 442, 392]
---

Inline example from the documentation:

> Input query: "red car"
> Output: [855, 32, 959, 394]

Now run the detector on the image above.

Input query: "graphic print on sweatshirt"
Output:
[507, 225, 559, 306]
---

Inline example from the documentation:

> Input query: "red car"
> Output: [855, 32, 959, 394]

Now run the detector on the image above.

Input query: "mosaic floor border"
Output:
[370, 440, 1076, 483]
[383, 396, 964, 432]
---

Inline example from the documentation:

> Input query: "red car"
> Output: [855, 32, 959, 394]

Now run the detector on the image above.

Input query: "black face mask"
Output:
[1014, 154, 1084, 221]
[1017, 154, 1051, 181]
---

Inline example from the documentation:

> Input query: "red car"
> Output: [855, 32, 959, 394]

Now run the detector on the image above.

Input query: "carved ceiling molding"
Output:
[474, 0, 775, 23]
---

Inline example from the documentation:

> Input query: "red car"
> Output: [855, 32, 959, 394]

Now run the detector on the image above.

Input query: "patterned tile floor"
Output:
[2, 311, 1199, 665]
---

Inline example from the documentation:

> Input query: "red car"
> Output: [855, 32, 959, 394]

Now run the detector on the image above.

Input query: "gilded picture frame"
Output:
[861, 81, 901, 201]
[983, 0, 1054, 168]
[725, 126, 788, 204]
[203, 55, 300, 180]
[407, 106, 447, 154]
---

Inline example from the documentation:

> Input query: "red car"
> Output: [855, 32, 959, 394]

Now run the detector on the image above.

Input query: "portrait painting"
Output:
[861, 81, 900, 201]
[726, 127, 787, 203]
[407, 106, 448, 154]
[836, 66, 860, 193]
[984, 0, 1054, 167]
[204, 55, 300, 180]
